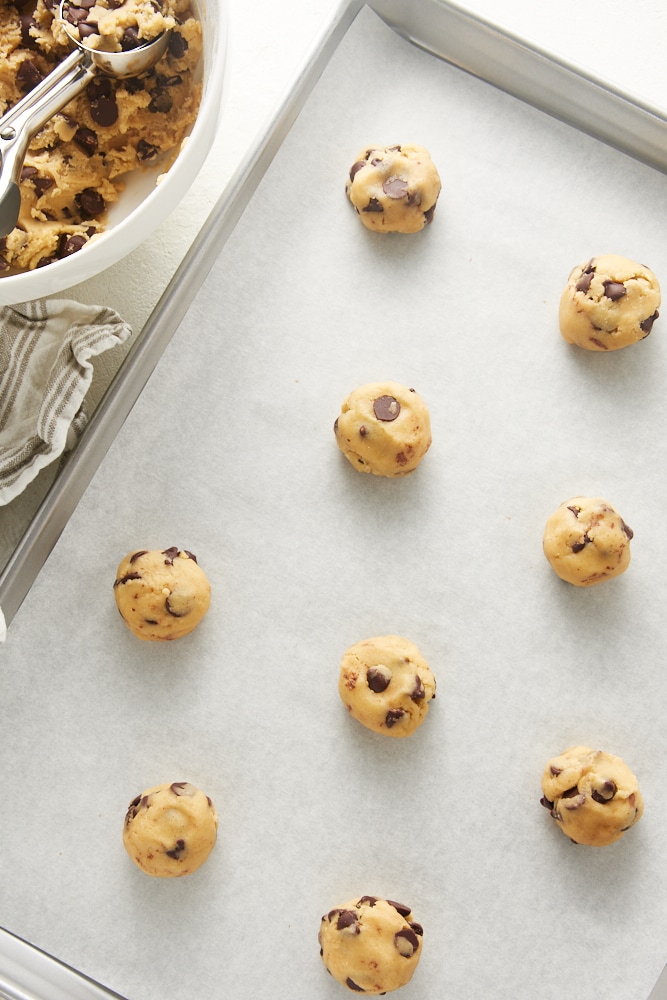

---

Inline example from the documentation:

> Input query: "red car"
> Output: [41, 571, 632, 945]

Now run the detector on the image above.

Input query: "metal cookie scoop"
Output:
[0, 1, 171, 238]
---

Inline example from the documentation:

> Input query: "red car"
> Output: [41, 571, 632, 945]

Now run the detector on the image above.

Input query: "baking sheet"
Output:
[2, 5, 667, 999]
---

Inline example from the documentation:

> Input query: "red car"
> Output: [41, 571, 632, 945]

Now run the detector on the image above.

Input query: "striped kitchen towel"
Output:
[0, 298, 131, 506]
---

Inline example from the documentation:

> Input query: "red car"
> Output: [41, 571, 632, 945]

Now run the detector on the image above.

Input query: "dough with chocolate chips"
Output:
[540, 746, 643, 846]
[345, 144, 441, 233]
[334, 380, 431, 477]
[113, 547, 211, 640]
[59, 0, 173, 50]
[543, 496, 633, 587]
[0, 1, 201, 274]
[559, 254, 661, 350]
[123, 781, 218, 876]
[339, 635, 436, 738]
[319, 895, 424, 995]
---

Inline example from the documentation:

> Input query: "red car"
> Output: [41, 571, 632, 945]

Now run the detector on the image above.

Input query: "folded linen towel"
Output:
[0, 298, 131, 507]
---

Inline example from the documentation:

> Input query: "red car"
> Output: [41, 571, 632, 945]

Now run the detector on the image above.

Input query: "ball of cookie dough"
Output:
[334, 381, 431, 477]
[543, 496, 633, 587]
[346, 144, 441, 233]
[339, 635, 436, 738]
[540, 746, 643, 846]
[559, 254, 660, 351]
[123, 781, 218, 876]
[113, 547, 211, 640]
[319, 895, 424, 994]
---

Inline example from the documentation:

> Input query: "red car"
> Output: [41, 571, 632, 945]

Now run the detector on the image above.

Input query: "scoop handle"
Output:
[0, 48, 95, 238]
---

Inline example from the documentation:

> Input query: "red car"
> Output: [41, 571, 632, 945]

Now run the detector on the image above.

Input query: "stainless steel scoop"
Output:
[0, 2, 170, 238]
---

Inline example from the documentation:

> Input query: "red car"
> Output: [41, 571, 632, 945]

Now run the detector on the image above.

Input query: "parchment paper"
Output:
[2, 6, 667, 999]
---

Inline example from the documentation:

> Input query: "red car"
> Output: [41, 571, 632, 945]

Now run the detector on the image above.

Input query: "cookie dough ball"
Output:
[346, 144, 441, 233]
[113, 547, 211, 640]
[559, 254, 660, 350]
[319, 895, 424, 994]
[540, 746, 643, 846]
[543, 496, 633, 587]
[59, 0, 175, 51]
[339, 635, 436, 738]
[123, 781, 218, 877]
[334, 381, 431, 477]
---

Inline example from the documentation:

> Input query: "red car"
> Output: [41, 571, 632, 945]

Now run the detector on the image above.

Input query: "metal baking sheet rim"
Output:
[2, 0, 667, 635]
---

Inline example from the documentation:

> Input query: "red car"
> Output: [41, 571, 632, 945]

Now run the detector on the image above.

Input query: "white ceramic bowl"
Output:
[0, 0, 227, 307]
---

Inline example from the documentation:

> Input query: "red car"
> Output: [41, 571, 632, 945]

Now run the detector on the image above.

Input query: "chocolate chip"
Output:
[113, 572, 141, 587]
[90, 96, 119, 127]
[640, 310, 659, 334]
[373, 395, 400, 421]
[336, 910, 359, 932]
[540, 795, 554, 809]
[561, 786, 580, 798]
[17, 59, 42, 93]
[163, 547, 180, 564]
[385, 708, 406, 727]
[165, 595, 191, 618]
[621, 519, 634, 540]
[359, 425, 367, 437]
[423, 204, 436, 225]
[125, 794, 149, 823]
[129, 550, 148, 563]
[394, 928, 420, 957]
[345, 980, 365, 993]
[591, 780, 617, 803]
[367, 665, 391, 693]
[73, 127, 98, 157]
[411, 675, 425, 701]
[170, 782, 195, 796]
[183, 550, 198, 563]
[349, 160, 366, 182]
[165, 838, 186, 859]
[576, 260, 596, 293]
[382, 176, 408, 199]
[363, 197, 383, 213]
[58, 234, 87, 257]
[386, 900, 412, 918]
[409, 921, 424, 936]
[121, 26, 142, 50]
[357, 896, 378, 907]
[75, 187, 105, 218]
[149, 89, 173, 114]
[137, 138, 160, 162]
[20, 166, 38, 181]
[603, 280, 627, 301]
[168, 31, 189, 59]
[32, 176, 54, 198]
[571, 535, 589, 553]
[566, 506, 581, 518]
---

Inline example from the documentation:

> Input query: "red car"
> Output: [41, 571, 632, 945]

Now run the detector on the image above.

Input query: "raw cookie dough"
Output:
[543, 496, 633, 587]
[59, 0, 174, 50]
[0, 0, 202, 274]
[319, 895, 424, 995]
[346, 144, 441, 233]
[339, 635, 436, 738]
[334, 380, 431, 477]
[113, 546, 211, 640]
[540, 746, 644, 846]
[559, 254, 660, 351]
[123, 781, 218, 876]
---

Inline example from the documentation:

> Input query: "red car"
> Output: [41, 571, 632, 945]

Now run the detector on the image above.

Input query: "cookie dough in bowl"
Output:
[113, 546, 211, 640]
[559, 254, 660, 350]
[334, 380, 432, 477]
[123, 781, 218, 876]
[540, 746, 643, 846]
[543, 496, 633, 587]
[319, 895, 424, 994]
[0, 0, 226, 304]
[339, 635, 436, 738]
[346, 144, 441, 233]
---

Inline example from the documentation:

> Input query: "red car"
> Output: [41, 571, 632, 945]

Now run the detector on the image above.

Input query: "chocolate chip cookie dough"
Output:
[339, 635, 436, 738]
[113, 547, 211, 640]
[543, 497, 633, 587]
[346, 144, 441, 233]
[0, 0, 202, 274]
[59, 0, 174, 50]
[319, 895, 424, 994]
[559, 254, 661, 350]
[540, 746, 644, 846]
[334, 380, 432, 477]
[123, 781, 218, 876]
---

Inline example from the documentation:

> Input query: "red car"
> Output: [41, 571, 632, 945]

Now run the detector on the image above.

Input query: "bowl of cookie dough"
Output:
[0, 0, 227, 307]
